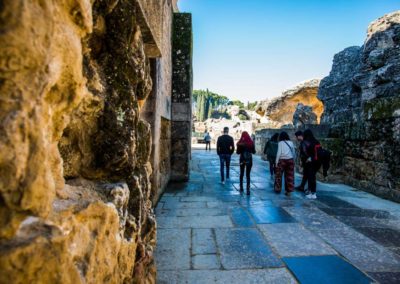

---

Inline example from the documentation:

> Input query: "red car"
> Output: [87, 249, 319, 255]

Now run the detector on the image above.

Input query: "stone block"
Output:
[156, 229, 191, 270]
[192, 255, 221, 270]
[192, 229, 218, 255]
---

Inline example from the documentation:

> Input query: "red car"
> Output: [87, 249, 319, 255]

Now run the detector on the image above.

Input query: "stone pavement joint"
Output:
[155, 150, 400, 283]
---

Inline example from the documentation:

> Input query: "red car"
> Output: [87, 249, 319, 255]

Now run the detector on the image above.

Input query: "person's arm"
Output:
[216, 137, 221, 155]
[264, 141, 269, 155]
[303, 141, 312, 162]
[230, 138, 235, 154]
[275, 142, 282, 165]
[236, 144, 241, 155]
[252, 144, 256, 154]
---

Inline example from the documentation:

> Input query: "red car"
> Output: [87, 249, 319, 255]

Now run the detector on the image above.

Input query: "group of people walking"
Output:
[215, 127, 321, 199]
[264, 129, 321, 198]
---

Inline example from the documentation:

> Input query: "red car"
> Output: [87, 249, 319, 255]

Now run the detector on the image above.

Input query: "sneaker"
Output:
[221, 181, 225, 185]
[306, 193, 317, 200]
[285, 191, 292, 197]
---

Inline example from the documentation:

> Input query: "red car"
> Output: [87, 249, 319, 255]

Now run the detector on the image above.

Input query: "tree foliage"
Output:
[228, 100, 245, 109]
[193, 89, 230, 121]
[192, 90, 258, 122]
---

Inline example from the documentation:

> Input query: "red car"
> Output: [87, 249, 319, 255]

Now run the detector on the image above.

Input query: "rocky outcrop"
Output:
[318, 11, 400, 201]
[292, 103, 318, 128]
[0, 0, 177, 282]
[255, 79, 323, 127]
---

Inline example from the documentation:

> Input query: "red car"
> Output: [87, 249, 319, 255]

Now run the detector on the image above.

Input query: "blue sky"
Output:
[178, 0, 400, 102]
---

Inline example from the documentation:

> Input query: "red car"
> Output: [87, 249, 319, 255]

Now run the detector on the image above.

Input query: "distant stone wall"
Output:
[0, 0, 177, 282]
[171, 13, 193, 182]
[318, 11, 400, 202]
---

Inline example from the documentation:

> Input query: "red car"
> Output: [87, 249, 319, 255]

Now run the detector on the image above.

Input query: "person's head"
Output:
[303, 129, 316, 142]
[295, 130, 304, 142]
[238, 131, 254, 147]
[271, 133, 279, 142]
[223, 127, 229, 134]
[279, 131, 290, 141]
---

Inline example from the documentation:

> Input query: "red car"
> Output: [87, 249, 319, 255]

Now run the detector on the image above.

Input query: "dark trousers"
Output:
[299, 162, 308, 190]
[268, 158, 276, 176]
[274, 159, 295, 193]
[240, 162, 252, 189]
[219, 154, 231, 181]
[206, 141, 211, 150]
[304, 162, 317, 193]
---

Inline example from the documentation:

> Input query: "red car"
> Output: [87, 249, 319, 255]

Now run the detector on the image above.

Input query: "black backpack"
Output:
[314, 144, 332, 177]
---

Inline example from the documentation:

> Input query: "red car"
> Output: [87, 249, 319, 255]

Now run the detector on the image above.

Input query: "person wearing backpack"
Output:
[217, 127, 235, 184]
[236, 131, 256, 195]
[303, 129, 321, 199]
[274, 131, 295, 196]
[263, 133, 279, 177]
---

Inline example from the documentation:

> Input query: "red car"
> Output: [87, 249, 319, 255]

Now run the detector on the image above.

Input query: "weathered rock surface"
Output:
[318, 11, 400, 202]
[0, 0, 177, 282]
[318, 46, 363, 126]
[256, 79, 323, 127]
[292, 103, 318, 128]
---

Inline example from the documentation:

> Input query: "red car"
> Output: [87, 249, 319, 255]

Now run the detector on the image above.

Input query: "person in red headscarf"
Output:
[236, 131, 256, 195]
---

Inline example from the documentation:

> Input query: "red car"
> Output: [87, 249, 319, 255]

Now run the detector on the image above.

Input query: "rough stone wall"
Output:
[0, 0, 175, 282]
[171, 13, 193, 181]
[292, 103, 318, 128]
[318, 46, 363, 128]
[140, 0, 174, 204]
[318, 11, 400, 202]
[255, 79, 323, 127]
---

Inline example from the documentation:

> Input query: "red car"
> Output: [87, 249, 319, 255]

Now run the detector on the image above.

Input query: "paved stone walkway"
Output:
[155, 150, 400, 284]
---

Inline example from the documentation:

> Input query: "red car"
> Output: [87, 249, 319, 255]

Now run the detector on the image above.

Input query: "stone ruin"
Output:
[255, 78, 323, 128]
[0, 0, 192, 282]
[317, 11, 400, 202]
[256, 11, 400, 202]
[0, 1, 399, 282]
[292, 103, 318, 128]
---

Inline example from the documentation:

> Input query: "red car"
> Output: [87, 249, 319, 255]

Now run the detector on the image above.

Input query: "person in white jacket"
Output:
[274, 131, 295, 196]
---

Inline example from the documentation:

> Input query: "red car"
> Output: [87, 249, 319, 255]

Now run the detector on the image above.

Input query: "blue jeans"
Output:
[219, 154, 231, 181]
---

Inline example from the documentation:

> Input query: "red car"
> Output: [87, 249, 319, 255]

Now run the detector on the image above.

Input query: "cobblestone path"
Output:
[155, 150, 400, 284]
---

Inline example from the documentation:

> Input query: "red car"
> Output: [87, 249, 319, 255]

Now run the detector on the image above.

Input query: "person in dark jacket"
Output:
[236, 131, 256, 195]
[294, 130, 308, 192]
[264, 133, 279, 177]
[217, 127, 235, 184]
[303, 129, 321, 199]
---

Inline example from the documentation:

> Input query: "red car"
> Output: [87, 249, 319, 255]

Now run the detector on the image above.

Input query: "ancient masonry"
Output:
[0, 1, 192, 283]
[317, 11, 400, 202]
[255, 11, 400, 202]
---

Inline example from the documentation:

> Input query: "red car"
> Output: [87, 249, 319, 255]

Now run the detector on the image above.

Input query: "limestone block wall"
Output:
[318, 11, 400, 202]
[140, 0, 174, 204]
[171, 13, 193, 182]
[0, 0, 175, 282]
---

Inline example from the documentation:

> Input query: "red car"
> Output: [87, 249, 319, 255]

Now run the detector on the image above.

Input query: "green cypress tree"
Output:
[199, 93, 205, 121]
